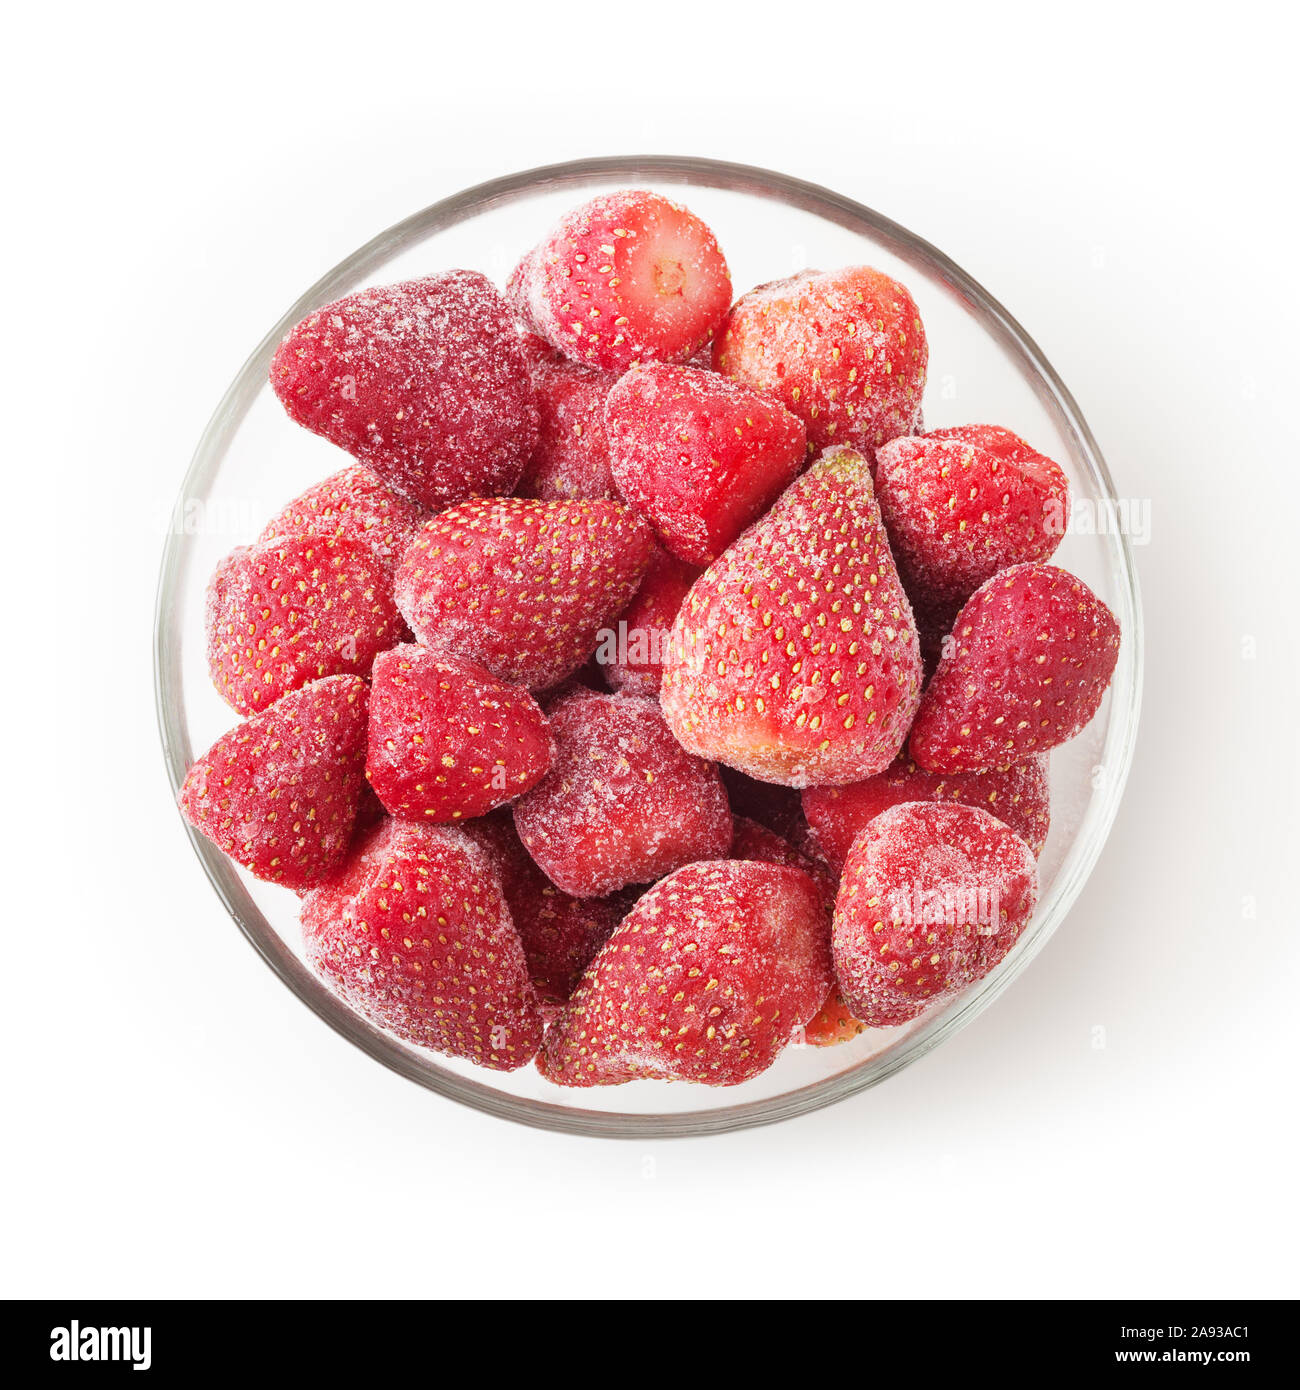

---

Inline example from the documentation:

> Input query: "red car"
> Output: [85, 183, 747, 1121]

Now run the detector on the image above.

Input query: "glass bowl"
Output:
[154, 156, 1143, 1137]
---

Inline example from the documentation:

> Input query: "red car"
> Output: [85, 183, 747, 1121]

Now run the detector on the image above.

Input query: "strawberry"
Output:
[206, 535, 402, 715]
[910, 562, 1121, 773]
[518, 355, 621, 501]
[179, 675, 369, 892]
[803, 753, 1051, 871]
[269, 270, 539, 510]
[728, 816, 863, 1047]
[513, 690, 732, 898]
[260, 465, 427, 572]
[366, 645, 553, 822]
[604, 362, 807, 564]
[730, 815, 837, 909]
[713, 266, 927, 461]
[874, 424, 1070, 631]
[661, 445, 923, 787]
[832, 802, 1039, 1027]
[395, 496, 653, 690]
[540, 859, 832, 1087]
[464, 811, 623, 1009]
[510, 190, 732, 372]
[801, 989, 868, 1046]
[597, 543, 700, 695]
[301, 818, 544, 1069]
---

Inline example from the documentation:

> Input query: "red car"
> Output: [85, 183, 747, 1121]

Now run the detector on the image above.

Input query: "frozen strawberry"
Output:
[832, 802, 1039, 1027]
[540, 859, 832, 1087]
[661, 446, 923, 787]
[597, 543, 700, 695]
[719, 766, 805, 841]
[511, 319, 556, 375]
[803, 753, 1051, 871]
[179, 675, 369, 892]
[728, 816, 856, 1046]
[206, 535, 402, 715]
[301, 818, 544, 1069]
[518, 356, 621, 501]
[366, 645, 552, 822]
[910, 563, 1121, 773]
[395, 496, 653, 691]
[801, 989, 868, 1046]
[714, 266, 927, 460]
[513, 690, 732, 898]
[465, 811, 623, 1008]
[510, 190, 732, 372]
[260, 465, 426, 572]
[269, 271, 538, 510]
[730, 815, 837, 909]
[875, 425, 1070, 631]
[604, 362, 807, 564]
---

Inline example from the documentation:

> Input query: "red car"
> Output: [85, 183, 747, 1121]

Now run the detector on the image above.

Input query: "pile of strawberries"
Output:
[180, 190, 1121, 1088]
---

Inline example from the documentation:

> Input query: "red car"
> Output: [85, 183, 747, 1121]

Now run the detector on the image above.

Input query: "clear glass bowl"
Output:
[154, 157, 1143, 1137]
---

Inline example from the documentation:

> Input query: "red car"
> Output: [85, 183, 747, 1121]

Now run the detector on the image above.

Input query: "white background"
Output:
[3, 1, 1296, 1299]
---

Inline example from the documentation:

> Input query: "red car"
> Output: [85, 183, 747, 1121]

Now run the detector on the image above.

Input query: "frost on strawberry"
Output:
[366, 645, 553, 822]
[513, 690, 732, 898]
[803, 754, 1051, 871]
[875, 424, 1070, 632]
[270, 270, 539, 510]
[301, 819, 544, 1069]
[714, 266, 927, 461]
[260, 465, 427, 572]
[541, 860, 832, 1087]
[394, 496, 654, 691]
[206, 535, 402, 715]
[179, 675, 369, 892]
[604, 362, 806, 565]
[518, 355, 621, 501]
[832, 802, 1039, 1027]
[510, 190, 732, 373]
[910, 562, 1121, 773]
[661, 446, 923, 787]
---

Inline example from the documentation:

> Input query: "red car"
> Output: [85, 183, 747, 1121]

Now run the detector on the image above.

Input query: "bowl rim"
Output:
[154, 154, 1144, 1138]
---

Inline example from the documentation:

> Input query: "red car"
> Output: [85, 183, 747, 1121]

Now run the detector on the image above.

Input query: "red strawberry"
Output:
[661, 446, 923, 787]
[874, 424, 1070, 631]
[604, 362, 807, 565]
[510, 190, 732, 372]
[719, 766, 805, 841]
[513, 690, 732, 898]
[730, 815, 837, 909]
[910, 563, 1121, 773]
[832, 802, 1039, 1027]
[801, 989, 868, 1047]
[270, 271, 538, 510]
[540, 860, 832, 1087]
[464, 811, 623, 1008]
[714, 266, 927, 460]
[394, 496, 653, 690]
[206, 535, 402, 715]
[179, 675, 369, 892]
[366, 645, 552, 822]
[518, 355, 621, 501]
[260, 465, 427, 572]
[301, 818, 544, 1069]
[803, 753, 1051, 871]
[728, 816, 860, 1046]
[598, 543, 700, 695]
